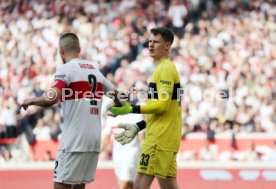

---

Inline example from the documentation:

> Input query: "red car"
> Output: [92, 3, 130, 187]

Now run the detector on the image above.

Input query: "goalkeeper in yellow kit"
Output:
[109, 27, 182, 189]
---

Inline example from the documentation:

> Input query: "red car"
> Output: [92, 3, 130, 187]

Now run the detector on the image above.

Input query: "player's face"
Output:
[148, 34, 170, 61]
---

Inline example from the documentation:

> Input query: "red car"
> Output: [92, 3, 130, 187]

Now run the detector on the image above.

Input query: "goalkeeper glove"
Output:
[114, 123, 140, 145]
[109, 103, 140, 115]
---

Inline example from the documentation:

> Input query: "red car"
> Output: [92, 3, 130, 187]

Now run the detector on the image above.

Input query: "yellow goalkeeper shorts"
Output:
[137, 144, 177, 179]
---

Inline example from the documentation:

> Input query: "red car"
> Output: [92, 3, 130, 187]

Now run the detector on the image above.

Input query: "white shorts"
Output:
[113, 143, 140, 182]
[54, 149, 99, 185]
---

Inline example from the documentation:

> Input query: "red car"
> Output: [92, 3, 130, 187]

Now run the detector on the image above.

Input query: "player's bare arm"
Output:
[20, 87, 61, 110]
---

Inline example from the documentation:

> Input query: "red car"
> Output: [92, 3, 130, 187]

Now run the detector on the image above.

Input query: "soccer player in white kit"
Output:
[21, 33, 116, 189]
[101, 98, 143, 189]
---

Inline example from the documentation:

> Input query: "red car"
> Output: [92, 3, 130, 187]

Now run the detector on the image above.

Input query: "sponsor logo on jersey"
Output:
[55, 74, 66, 79]
[160, 80, 171, 85]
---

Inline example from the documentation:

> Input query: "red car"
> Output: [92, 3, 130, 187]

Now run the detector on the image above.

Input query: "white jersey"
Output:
[53, 58, 114, 152]
[101, 97, 143, 181]
[103, 112, 143, 181]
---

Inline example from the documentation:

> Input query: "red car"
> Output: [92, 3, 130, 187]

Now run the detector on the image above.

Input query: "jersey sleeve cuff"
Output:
[135, 120, 146, 131]
[53, 79, 66, 90]
[132, 105, 141, 113]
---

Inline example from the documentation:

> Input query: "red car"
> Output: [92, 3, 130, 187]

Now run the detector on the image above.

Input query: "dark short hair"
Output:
[150, 27, 174, 44]
[60, 32, 79, 42]
[59, 33, 80, 52]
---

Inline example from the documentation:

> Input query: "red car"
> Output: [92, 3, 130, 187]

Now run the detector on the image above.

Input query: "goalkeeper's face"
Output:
[148, 34, 171, 61]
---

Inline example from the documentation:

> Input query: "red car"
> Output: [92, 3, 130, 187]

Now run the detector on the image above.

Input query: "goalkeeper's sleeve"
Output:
[110, 93, 170, 115]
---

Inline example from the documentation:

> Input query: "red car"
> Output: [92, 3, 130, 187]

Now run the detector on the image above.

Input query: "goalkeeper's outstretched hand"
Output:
[109, 103, 133, 115]
[115, 123, 139, 145]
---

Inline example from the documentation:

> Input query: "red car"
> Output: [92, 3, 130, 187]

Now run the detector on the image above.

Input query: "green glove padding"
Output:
[109, 104, 133, 115]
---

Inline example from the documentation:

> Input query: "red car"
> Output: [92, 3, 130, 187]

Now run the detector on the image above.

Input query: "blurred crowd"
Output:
[0, 0, 275, 162]
[177, 139, 276, 162]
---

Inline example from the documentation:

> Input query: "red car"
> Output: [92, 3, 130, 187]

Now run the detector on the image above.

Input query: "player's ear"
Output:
[165, 42, 171, 51]
[59, 46, 65, 55]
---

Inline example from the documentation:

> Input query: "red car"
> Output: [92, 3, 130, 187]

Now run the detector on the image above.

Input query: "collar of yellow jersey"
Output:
[157, 57, 170, 64]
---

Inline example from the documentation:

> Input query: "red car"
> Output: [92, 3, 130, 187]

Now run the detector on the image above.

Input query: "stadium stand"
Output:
[0, 0, 275, 163]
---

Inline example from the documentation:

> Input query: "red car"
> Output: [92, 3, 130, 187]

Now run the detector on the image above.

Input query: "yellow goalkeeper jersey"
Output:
[143, 58, 182, 152]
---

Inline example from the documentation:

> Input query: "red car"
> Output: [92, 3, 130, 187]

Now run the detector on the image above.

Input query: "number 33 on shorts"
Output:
[140, 153, 150, 167]
[137, 145, 177, 179]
